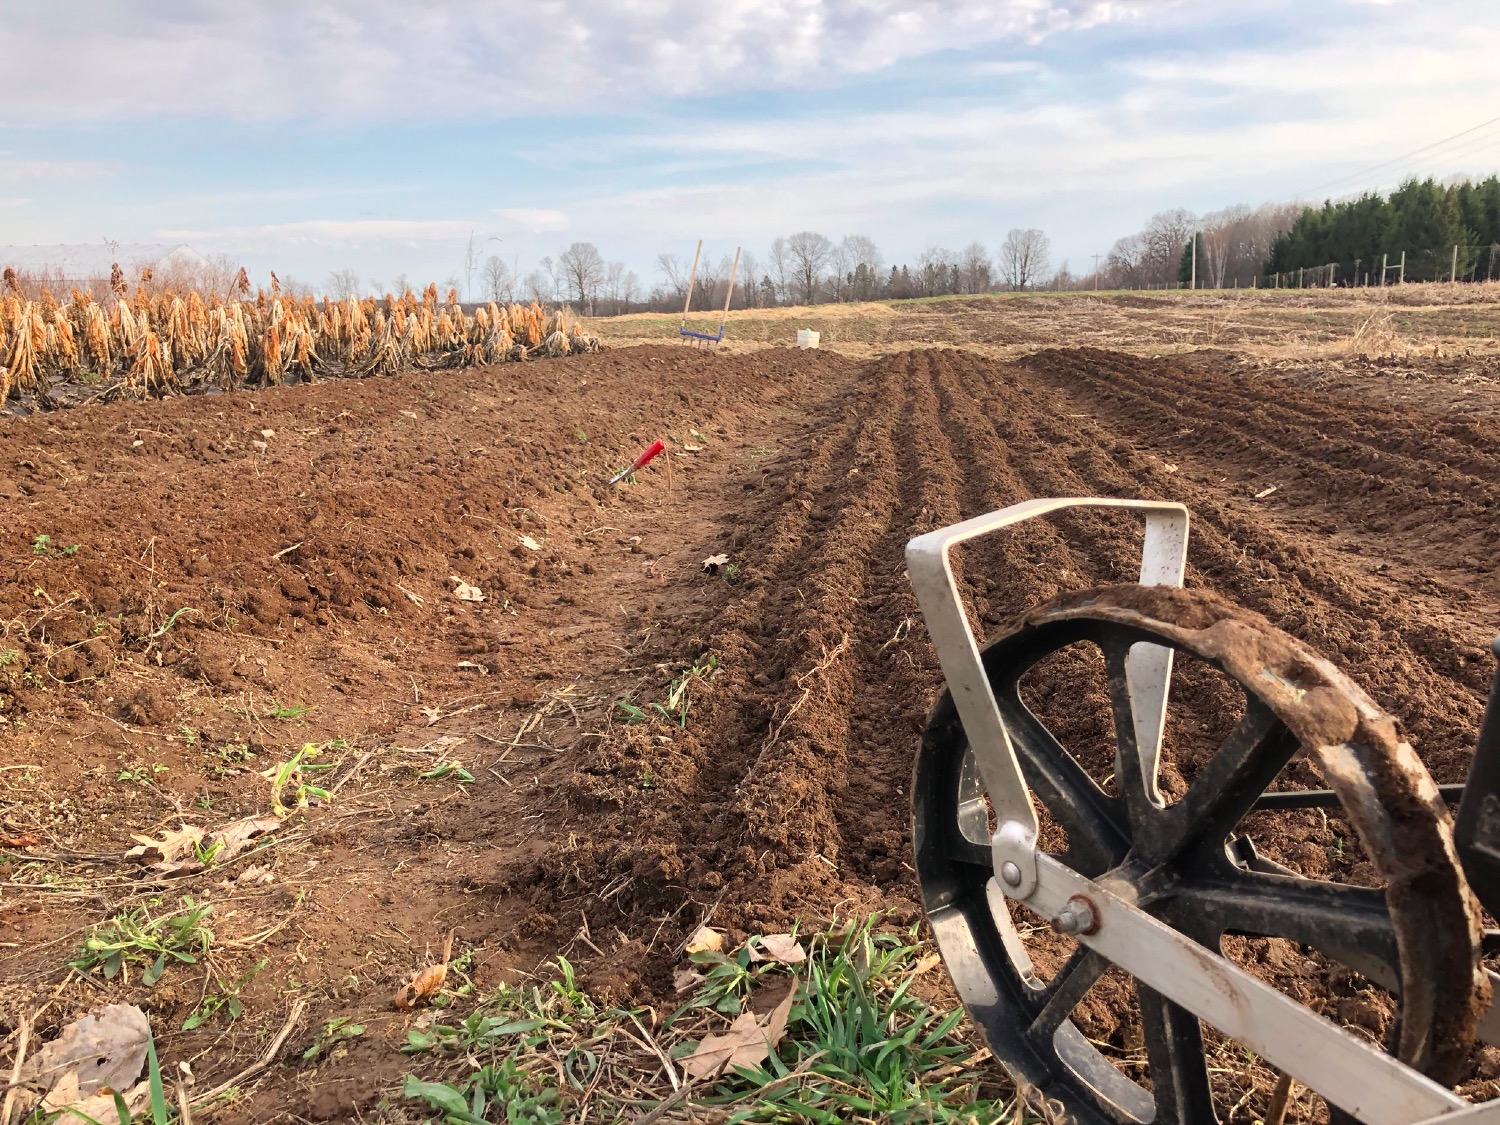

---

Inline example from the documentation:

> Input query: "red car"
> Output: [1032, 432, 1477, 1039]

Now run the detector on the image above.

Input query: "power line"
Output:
[1302, 112, 1500, 198]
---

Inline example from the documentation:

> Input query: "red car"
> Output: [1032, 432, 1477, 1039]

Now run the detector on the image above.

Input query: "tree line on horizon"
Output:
[9, 176, 1500, 316]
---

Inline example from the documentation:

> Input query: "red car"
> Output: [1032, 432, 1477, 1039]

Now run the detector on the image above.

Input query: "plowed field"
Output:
[3, 342, 1499, 1121]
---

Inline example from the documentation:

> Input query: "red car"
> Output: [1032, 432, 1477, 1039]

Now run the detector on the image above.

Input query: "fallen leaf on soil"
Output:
[220, 863, 274, 888]
[47, 1080, 151, 1124]
[681, 984, 796, 1080]
[124, 824, 205, 868]
[1162, 462, 1179, 473]
[260, 429, 276, 438]
[126, 814, 280, 876]
[19, 1004, 150, 1103]
[1, 833, 39, 848]
[252, 440, 268, 453]
[701, 554, 730, 574]
[518, 534, 542, 551]
[450, 576, 485, 602]
[393, 931, 455, 1009]
[1254, 485, 1279, 499]
[684, 925, 725, 955]
[420, 706, 444, 725]
[683, 443, 703, 453]
[746, 934, 806, 964]
[673, 968, 704, 994]
[455, 660, 488, 673]
[913, 951, 943, 976]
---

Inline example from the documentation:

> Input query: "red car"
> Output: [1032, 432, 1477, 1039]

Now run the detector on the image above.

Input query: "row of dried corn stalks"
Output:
[0, 281, 599, 407]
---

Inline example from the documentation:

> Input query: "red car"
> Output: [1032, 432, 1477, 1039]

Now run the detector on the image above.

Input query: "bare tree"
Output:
[827, 239, 852, 302]
[524, 269, 551, 304]
[959, 242, 992, 294]
[656, 252, 691, 309]
[462, 232, 480, 302]
[998, 229, 1050, 290]
[915, 245, 958, 297]
[735, 250, 760, 307]
[1141, 210, 1195, 285]
[768, 237, 792, 305]
[538, 256, 559, 304]
[558, 242, 605, 309]
[482, 255, 513, 302]
[621, 269, 642, 313]
[785, 231, 834, 304]
[842, 235, 883, 301]
[327, 268, 362, 300]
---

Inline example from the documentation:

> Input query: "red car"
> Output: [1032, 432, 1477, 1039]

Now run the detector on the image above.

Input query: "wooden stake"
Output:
[681, 240, 702, 323]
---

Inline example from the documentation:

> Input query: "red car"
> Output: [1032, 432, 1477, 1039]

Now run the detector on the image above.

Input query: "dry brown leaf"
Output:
[393, 931, 455, 1009]
[763, 981, 796, 1047]
[746, 934, 806, 965]
[126, 814, 280, 876]
[125, 825, 204, 866]
[681, 983, 796, 1081]
[681, 1012, 765, 1080]
[20, 1004, 149, 1102]
[212, 814, 281, 858]
[673, 968, 704, 994]
[683, 443, 703, 453]
[684, 925, 725, 955]
[450, 577, 485, 602]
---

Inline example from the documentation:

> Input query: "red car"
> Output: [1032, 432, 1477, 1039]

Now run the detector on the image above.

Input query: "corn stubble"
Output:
[0, 275, 600, 406]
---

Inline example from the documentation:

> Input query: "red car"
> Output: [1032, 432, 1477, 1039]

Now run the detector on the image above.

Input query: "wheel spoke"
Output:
[1026, 946, 1110, 1044]
[1166, 870, 1398, 984]
[1137, 984, 1218, 1124]
[995, 689, 1131, 872]
[1152, 701, 1300, 862]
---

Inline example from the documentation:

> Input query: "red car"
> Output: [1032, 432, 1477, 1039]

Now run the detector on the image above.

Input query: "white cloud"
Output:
[498, 208, 569, 233]
[156, 219, 478, 252]
[0, 157, 108, 182]
[0, 1, 1150, 123]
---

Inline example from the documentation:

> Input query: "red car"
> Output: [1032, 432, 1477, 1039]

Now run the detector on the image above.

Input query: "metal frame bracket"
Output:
[906, 498, 1189, 898]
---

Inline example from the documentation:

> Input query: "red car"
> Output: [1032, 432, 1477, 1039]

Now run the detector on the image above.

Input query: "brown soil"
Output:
[2, 342, 1498, 1121]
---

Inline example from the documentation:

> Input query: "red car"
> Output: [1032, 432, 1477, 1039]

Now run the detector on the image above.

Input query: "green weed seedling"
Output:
[652, 654, 717, 728]
[262, 740, 342, 815]
[70, 897, 215, 986]
[183, 958, 267, 1030]
[266, 702, 315, 720]
[31, 533, 81, 558]
[612, 696, 648, 724]
[420, 760, 476, 784]
[674, 918, 1011, 1123]
[303, 1016, 366, 1062]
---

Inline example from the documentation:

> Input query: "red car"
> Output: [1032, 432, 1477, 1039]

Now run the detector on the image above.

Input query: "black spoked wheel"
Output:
[913, 585, 1484, 1124]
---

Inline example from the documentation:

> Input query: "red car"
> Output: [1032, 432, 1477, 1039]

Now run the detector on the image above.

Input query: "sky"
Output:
[1, 0, 1498, 295]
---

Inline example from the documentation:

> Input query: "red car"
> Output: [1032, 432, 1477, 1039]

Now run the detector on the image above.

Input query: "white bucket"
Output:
[796, 329, 820, 349]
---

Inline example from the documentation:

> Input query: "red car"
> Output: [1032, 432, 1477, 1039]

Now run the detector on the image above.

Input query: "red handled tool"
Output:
[609, 439, 666, 485]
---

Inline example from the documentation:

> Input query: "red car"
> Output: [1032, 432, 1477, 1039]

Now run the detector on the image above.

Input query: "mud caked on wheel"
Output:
[913, 584, 1487, 1124]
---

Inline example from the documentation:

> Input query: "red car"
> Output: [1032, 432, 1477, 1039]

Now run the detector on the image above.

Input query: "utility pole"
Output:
[1452, 244, 1460, 284]
[1091, 253, 1102, 290]
[1190, 232, 1197, 290]
[1381, 253, 1387, 286]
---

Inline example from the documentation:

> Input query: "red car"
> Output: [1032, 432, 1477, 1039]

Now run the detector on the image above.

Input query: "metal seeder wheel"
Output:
[905, 500, 1500, 1125]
